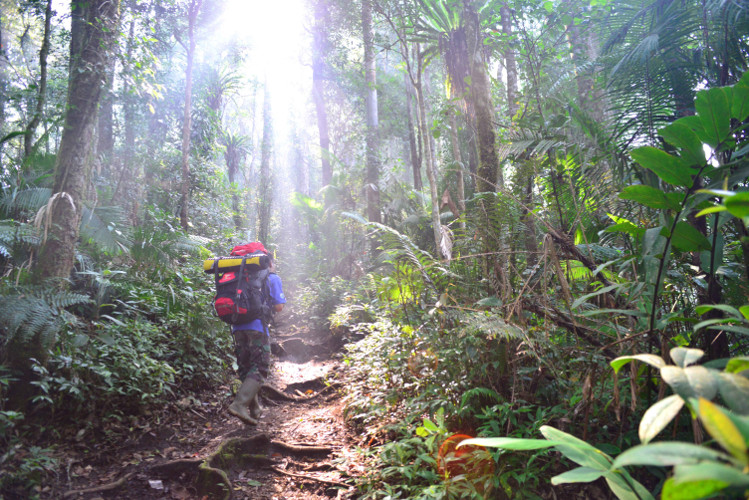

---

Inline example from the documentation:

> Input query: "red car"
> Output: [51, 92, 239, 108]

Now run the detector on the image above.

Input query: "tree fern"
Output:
[0, 284, 90, 349]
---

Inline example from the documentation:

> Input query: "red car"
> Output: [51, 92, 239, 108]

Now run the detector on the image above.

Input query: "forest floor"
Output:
[44, 317, 362, 500]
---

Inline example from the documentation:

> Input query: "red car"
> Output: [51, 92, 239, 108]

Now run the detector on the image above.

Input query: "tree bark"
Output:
[362, 0, 380, 224]
[312, 0, 332, 188]
[415, 49, 442, 256]
[463, 2, 499, 192]
[448, 109, 466, 219]
[500, 4, 518, 120]
[179, 0, 201, 231]
[404, 72, 422, 190]
[36, 0, 121, 281]
[258, 82, 273, 244]
[23, 0, 52, 159]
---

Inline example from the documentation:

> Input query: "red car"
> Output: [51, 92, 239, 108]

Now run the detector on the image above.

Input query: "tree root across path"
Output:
[146, 433, 349, 499]
[62, 472, 135, 498]
[261, 379, 341, 402]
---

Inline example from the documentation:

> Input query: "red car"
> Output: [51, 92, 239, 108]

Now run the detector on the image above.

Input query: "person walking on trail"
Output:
[227, 246, 286, 425]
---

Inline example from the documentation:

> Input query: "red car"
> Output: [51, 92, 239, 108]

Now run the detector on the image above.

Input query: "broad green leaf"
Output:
[722, 409, 749, 442]
[662, 477, 730, 500]
[659, 120, 707, 166]
[540, 426, 612, 470]
[619, 185, 681, 210]
[709, 324, 749, 336]
[696, 304, 742, 319]
[670, 347, 704, 367]
[660, 365, 718, 400]
[611, 354, 666, 374]
[717, 372, 749, 415]
[671, 462, 749, 487]
[695, 204, 727, 217]
[697, 398, 748, 462]
[639, 394, 685, 443]
[604, 222, 645, 237]
[670, 222, 711, 252]
[740, 306, 749, 321]
[724, 192, 749, 218]
[605, 471, 655, 500]
[730, 81, 749, 121]
[695, 87, 730, 147]
[456, 437, 561, 450]
[422, 418, 438, 432]
[579, 308, 646, 318]
[571, 284, 621, 310]
[726, 356, 749, 374]
[612, 442, 730, 468]
[679, 115, 710, 144]
[631, 147, 694, 187]
[551, 467, 604, 485]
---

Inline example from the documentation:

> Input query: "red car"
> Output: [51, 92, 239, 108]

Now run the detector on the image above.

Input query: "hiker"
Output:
[226, 246, 286, 425]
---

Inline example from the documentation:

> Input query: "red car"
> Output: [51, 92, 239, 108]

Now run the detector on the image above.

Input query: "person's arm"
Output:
[274, 303, 284, 313]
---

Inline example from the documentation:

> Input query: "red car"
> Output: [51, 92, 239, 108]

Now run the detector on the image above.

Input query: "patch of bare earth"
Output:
[47, 322, 361, 500]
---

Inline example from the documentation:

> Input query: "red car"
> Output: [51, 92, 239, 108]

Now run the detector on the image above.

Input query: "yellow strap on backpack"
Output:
[203, 255, 262, 273]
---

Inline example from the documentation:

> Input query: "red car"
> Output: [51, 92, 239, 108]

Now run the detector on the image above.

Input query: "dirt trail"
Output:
[51, 321, 359, 499]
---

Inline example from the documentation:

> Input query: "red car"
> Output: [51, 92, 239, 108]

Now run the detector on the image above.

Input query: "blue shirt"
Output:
[231, 272, 286, 334]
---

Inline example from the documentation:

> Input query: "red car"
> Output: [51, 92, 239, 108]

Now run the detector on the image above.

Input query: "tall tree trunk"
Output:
[258, 82, 273, 244]
[97, 58, 116, 158]
[36, 0, 121, 281]
[0, 9, 8, 163]
[179, 0, 201, 231]
[23, 0, 52, 159]
[415, 49, 442, 256]
[404, 72, 422, 190]
[463, 2, 499, 192]
[23, 0, 120, 410]
[448, 109, 466, 219]
[312, 0, 332, 187]
[362, 0, 380, 224]
[112, 17, 137, 206]
[501, 4, 518, 120]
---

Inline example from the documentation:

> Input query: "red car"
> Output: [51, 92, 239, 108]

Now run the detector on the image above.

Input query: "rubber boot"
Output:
[228, 377, 261, 425]
[250, 393, 263, 420]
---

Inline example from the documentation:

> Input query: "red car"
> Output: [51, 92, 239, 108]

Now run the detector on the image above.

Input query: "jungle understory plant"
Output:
[457, 71, 749, 500]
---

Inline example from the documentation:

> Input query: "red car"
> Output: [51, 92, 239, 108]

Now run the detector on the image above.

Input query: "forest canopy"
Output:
[1, 0, 748, 498]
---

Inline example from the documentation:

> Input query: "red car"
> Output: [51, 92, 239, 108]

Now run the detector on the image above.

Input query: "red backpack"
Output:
[211, 244, 271, 325]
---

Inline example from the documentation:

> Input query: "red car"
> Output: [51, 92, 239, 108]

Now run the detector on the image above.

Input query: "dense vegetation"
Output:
[1, 0, 748, 498]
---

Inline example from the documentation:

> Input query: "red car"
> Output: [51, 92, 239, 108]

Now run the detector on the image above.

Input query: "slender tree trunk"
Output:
[112, 17, 136, 205]
[258, 82, 273, 244]
[97, 58, 116, 158]
[448, 109, 466, 219]
[362, 0, 380, 224]
[312, 0, 332, 187]
[415, 50, 442, 256]
[23, 0, 52, 159]
[0, 9, 8, 163]
[404, 72, 422, 190]
[501, 4, 518, 120]
[179, 0, 201, 230]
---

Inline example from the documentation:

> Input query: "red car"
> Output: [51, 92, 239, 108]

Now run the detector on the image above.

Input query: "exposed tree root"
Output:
[261, 382, 340, 402]
[271, 439, 333, 455]
[270, 465, 350, 489]
[62, 472, 134, 498]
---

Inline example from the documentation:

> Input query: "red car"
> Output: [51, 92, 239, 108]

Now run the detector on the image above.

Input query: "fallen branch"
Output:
[270, 465, 350, 489]
[62, 472, 134, 498]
